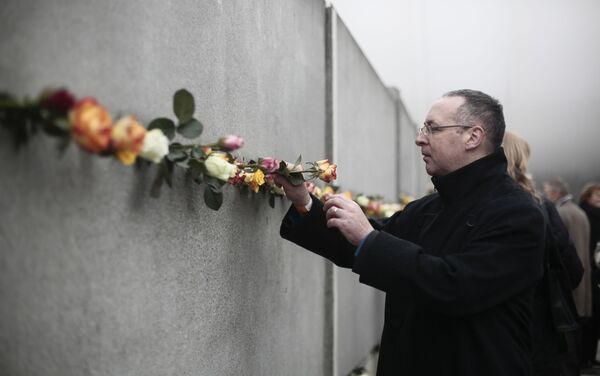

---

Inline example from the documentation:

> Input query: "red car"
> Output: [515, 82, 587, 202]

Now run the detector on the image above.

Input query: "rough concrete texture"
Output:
[397, 98, 428, 197]
[332, 15, 390, 376]
[334, 16, 399, 202]
[0, 0, 330, 375]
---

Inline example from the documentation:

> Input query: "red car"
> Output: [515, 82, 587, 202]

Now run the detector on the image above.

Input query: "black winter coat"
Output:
[281, 149, 546, 376]
[532, 199, 582, 376]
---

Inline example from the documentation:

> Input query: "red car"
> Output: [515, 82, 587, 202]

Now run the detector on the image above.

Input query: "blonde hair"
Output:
[502, 131, 541, 203]
[580, 182, 600, 204]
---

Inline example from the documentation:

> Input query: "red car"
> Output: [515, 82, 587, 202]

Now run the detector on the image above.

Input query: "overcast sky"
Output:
[329, 0, 600, 194]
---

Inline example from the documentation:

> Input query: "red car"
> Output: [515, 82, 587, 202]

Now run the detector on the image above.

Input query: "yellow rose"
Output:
[341, 191, 352, 200]
[69, 97, 113, 154]
[111, 115, 146, 165]
[244, 169, 265, 193]
[321, 185, 335, 201]
[205, 154, 238, 181]
[316, 159, 337, 183]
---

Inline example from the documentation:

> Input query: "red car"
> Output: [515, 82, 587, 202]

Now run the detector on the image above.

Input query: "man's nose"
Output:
[415, 133, 428, 146]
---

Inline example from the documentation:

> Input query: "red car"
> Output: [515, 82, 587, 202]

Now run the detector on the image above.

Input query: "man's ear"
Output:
[465, 125, 486, 151]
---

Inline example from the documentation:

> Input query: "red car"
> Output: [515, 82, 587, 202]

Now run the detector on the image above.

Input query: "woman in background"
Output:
[503, 131, 583, 376]
[580, 182, 600, 366]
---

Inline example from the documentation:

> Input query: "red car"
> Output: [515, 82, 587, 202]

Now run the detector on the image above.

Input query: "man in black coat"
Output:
[274, 89, 546, 375]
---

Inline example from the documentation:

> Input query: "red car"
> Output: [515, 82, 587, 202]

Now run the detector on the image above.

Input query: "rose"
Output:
[355, 194, 370, 207]
[260, 157, 279, 173]
[366, 200, 382, 217]
[316, 159, 337, 183]
[218, 135, 245, 151]
[69, 97, 113, 154]
[205, 154, 238, 182]
[40, 88, 76, 115]
[400, 193, 414, 205]
[139, 129, 169, 163]
[264, 173, 275, 187]
[244, 169, 265, 193]
[381, 203, 402, 218]
[341, 191, 352, 200]
[228, 171, 246, 186]
[111, 115, 146, 165]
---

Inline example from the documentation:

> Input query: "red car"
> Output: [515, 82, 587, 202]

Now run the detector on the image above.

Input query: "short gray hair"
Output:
[544, 177, 570, 196]
[443, 89, 505, 150]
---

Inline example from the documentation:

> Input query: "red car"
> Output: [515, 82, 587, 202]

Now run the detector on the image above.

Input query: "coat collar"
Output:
[431, 148, 508, 203]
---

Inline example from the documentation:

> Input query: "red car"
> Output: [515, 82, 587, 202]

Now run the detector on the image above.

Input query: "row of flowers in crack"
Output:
[0, 87, 409, 215]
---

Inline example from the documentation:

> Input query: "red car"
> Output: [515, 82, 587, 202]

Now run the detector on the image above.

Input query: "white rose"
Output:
[204, 155, 238, 181]
[139, 129, 169, 163]
[356, 195, 370, 207]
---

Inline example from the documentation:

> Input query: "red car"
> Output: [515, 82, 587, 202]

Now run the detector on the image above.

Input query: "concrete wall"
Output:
[330, 12, 390, 376]
[395, 92, 429, 197]
[0, 1, 424, 375]
[0, 1, 329, 375]
[333, 16, 399, 202]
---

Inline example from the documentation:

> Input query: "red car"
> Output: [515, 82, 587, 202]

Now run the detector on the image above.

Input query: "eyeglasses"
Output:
[419, 123, 473, 136]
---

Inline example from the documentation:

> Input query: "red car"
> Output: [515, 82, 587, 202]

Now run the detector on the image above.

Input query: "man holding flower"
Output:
[274, 89, 545, 375]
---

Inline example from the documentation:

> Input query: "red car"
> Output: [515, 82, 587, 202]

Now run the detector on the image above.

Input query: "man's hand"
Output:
[323, 194, 374, 246]
[272, 164, 311, 207]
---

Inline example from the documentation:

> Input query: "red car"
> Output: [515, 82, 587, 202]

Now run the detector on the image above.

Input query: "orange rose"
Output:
[111, 115, 147, 165]
[69, 98, 113, 154]
[317, 159, 337, 183]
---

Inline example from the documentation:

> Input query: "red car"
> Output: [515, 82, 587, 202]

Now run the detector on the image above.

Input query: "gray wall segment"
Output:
[331, 12, 388, 376]
[398, 97, 428, 197]
[335, 269, 385, 376]
[333, 15, 398, 202]
[1, 0, 329, 375]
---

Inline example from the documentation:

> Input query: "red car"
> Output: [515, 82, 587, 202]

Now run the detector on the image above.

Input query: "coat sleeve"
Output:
[352, 198, 546, 316]
[279, 196, 392, 268]
[544, 199, 584, 289]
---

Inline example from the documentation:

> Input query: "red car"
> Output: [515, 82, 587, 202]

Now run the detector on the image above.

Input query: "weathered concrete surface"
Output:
[0, 0, 329, 375]
[333, 15, 399, 202]
[332, 13, 389, 376]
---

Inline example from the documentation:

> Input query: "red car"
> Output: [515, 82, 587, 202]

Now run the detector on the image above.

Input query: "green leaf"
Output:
[177, 118, 203, 139]
[277, 161, 288, 173]
[176, 159, 190, 169]
[150, 167, 165, 198]
[204, 178, 224, 210]
[191, 146, 204, 158]
[163, 160, 174, 188]
[53, 118, 70, 131]
[148, 118, 176, 140]
[288, 172, 305, 186]
[173, 89, 195, 123]
[268, 194, 276, 209]
[189, 159, 204, 180]
[166, 150, 188, 162]
[294, 155, 302, 167]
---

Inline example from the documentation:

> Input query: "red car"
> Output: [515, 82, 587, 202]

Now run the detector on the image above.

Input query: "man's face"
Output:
[415, 96, 469, 176]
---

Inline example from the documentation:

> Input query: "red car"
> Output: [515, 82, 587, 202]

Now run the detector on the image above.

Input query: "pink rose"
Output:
[218, 135, 245, 151]
[260, 157, 279, 173]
